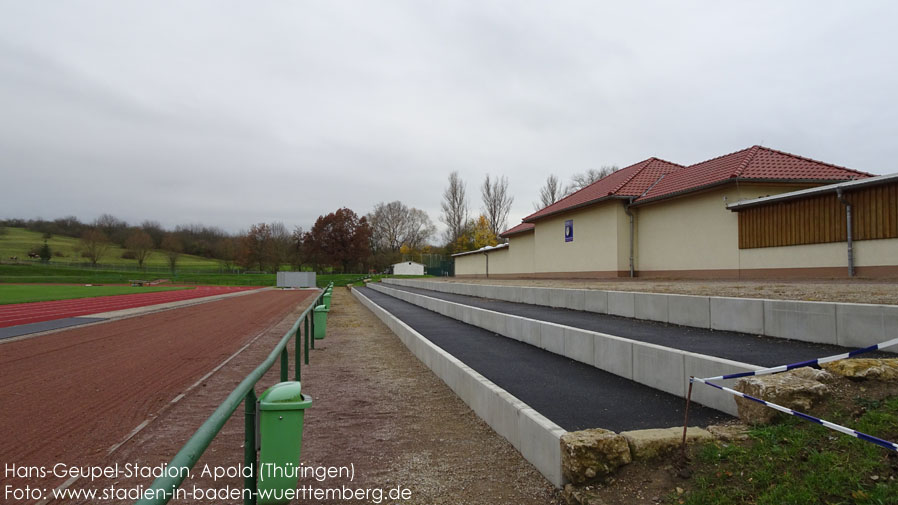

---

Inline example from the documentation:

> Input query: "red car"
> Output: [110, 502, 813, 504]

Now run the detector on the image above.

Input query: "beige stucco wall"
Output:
[454, 182, 898, 278]
[738, 238, 898, 269]
[532, 201, 624, 273]
[454, 252, 486, 276]
[635, 184, 810, 272]
[452, 233, 536, 277]
[490, 232, 535, 275]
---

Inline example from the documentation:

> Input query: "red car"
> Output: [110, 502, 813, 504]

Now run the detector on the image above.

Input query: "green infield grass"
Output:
[0, 284, 191, 305]
[0, 263, 431, 287]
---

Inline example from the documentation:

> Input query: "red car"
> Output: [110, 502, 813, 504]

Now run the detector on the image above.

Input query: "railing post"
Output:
[280, 348, 288, 382]
[310, 304, 316, 350]
[243, 389, 257, 505]
[294, 326, 301, 381]
[304, 315, 310, 365]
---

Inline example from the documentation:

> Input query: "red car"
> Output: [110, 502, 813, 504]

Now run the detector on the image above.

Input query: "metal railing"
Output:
[134, 282, 333, 505]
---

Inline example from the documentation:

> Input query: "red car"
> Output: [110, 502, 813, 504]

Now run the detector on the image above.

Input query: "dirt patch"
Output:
[436, 278, 898, 305]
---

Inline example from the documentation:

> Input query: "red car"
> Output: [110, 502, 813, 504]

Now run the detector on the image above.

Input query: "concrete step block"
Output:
[584, 290, 609, 314]
[632, 343, 686, 397]
[608, 291, 636, 318]
[563, 327, 596, 366]
[634, 293, 669, 323]
[764, 300, 837, 345]
[594, 334, 634, 380]
[668, 294, 711, 328]
[836, 303, 898, 350]
[710, 297, 764, 334]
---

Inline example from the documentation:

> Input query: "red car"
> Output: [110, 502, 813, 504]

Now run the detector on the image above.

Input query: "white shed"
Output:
[392, 261, 425, 276]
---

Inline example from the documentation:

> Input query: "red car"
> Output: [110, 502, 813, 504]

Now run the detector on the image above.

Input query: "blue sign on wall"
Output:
[564, 219, 574, 242]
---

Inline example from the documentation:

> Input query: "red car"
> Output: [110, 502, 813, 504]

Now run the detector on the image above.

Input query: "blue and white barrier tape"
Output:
[699, 337, 898, 382]
[691, 377, 898, 452]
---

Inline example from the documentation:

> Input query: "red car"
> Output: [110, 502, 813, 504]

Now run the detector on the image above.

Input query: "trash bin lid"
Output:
[259, 382, 309, 411]
[314, 305, 328, 312]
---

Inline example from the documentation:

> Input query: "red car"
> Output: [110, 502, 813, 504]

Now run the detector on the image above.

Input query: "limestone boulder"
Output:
[734, 367, 830, 425]
[821, 359, 898, 381]
[560, 429, 631, 484]
[707, 423, 750, 441]
[789, 366, 835, 383]
[619, 427, 713, 460]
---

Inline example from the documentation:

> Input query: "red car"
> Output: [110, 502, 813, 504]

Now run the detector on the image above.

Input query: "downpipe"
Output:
[625, 200, 635, 277]
[837, 188, 855, 277]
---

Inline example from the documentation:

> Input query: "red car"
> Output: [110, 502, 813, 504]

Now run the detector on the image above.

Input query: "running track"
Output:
[0, 286, 260, 328]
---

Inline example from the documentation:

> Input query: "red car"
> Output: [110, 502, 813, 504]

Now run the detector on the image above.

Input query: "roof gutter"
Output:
[727, 172, 897, 211]
[524, 195, 629, 223]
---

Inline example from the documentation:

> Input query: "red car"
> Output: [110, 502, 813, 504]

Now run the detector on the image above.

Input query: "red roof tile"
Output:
[635, 146, 871, 203]
[524, 158, 683, 222]
[500, 222, 535, 238]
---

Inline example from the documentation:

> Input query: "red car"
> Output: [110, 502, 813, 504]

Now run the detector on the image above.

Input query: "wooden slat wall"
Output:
[738, 182, 898, 249]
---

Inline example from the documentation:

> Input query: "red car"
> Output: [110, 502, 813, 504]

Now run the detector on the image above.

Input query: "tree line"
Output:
[2, 166, 617, 272]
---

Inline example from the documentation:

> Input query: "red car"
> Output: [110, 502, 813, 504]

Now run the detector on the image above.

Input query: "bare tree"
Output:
[440, 171, 468, 249]
[124, 230, 154, 268]
[564, 166, 620, 195]
[481, 174, 514, 239]
[368, 201, 409, 252]
[93, 213, 129, 245]
[216, 236, 239, 270]
[290, 226, 309, 271]
[404, 208, 436, 251]
[269, 221, 291, 271]
[534, 174, 564, 211]
[80, 229, 110, 266]
[140, 220, 165, 248]
[160, 234, 183, 273]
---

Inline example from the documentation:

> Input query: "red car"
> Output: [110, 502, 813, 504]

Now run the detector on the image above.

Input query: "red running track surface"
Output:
[0, 286, 260, 328]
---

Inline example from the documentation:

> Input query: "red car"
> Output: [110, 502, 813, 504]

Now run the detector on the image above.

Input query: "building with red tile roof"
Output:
[523, 158, 683, 222]
[454, 146, 895, 279]
[635, 145, 870, 204]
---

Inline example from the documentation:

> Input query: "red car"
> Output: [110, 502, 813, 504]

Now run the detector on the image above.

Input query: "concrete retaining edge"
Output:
[370, 282, 758, 416]
[352, 286, 567, 487]
[382, 279, 897, 352]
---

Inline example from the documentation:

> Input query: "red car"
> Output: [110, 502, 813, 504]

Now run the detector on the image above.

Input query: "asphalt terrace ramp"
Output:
[356, 286, 730, 433]
[378, 283, 890, 367]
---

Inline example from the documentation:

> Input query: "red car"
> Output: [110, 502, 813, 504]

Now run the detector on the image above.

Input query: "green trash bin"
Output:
[257, 381, 312, 505]
[313, 304, 328, 340]
[322, 292, 332, 310]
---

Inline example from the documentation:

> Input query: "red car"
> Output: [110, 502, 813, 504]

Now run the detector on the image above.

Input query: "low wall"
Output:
[352, 287, 567, 487]
[382, 279, 898, 351]
[369, 282, 757, 415]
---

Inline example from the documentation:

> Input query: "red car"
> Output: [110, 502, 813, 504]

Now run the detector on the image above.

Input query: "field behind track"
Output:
[0, 284, 189, 304]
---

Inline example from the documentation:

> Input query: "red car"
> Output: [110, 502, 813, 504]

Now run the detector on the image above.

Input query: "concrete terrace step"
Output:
[353, 286, 730, 487]
[377, 283, 864, 368]
[382, 278, 898, 350]
[368, 281, 756, 415]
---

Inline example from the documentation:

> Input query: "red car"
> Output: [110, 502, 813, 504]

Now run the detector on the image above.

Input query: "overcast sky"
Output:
[2, 1, 897, 238]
